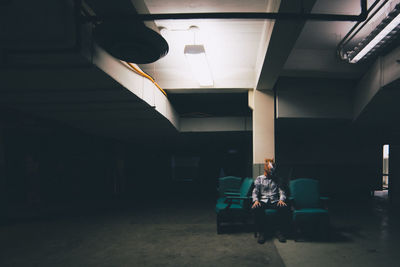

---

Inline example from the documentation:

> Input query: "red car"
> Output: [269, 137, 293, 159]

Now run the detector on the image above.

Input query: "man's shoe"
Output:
[276, 231, 286, 243]
[257, 233, 266, 244]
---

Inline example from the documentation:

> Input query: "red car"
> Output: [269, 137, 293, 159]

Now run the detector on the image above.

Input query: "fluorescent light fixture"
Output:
[351, 12, 400, 63]
[184, 45, 213, 86]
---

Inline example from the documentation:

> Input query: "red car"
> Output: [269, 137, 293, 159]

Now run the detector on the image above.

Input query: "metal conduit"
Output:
[85, 0, 368, 23]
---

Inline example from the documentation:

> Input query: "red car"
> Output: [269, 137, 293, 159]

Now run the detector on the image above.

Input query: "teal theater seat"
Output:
[217, 176, 242, 198]
[216, 176, 242, 210]
[216, 177, 254, 234]
[289, 178, 330, 240]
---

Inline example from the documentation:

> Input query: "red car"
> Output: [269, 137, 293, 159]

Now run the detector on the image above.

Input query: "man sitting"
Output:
[252, 158, 289, 244]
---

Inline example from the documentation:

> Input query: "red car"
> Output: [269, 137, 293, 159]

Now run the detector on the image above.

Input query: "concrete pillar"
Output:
[250, 90, 275, 177]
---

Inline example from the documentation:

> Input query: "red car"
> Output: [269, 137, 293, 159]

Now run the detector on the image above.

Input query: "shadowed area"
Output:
[275, 196, 400, 267]
[0, 199, 285, 267]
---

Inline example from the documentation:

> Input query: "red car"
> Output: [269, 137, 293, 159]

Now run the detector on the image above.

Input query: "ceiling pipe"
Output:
[85, 0, 368, 23]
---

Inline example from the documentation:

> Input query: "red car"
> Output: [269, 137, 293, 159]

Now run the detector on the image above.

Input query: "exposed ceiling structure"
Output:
[0, 66, 178, 142]
[139, 0, 273, 90]
[138, 0, 371, 90]
[1, 0, 399, 142]
[283, 0, 377, 78]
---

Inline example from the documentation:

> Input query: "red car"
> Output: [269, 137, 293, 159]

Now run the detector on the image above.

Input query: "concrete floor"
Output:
[0, 200, 284, 267]
[0, 195, 398, 267]
[275, 194, 400, 267]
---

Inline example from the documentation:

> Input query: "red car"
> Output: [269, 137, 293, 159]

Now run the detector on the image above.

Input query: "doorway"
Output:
[383, 144, 389, 190]
[375, 144, 389, 200]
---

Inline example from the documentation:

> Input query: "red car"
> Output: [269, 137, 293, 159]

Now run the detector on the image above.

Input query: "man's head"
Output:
[264, 158, 275, 176]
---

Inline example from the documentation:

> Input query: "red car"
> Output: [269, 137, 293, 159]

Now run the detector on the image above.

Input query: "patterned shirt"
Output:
[252, 174, 286, 204]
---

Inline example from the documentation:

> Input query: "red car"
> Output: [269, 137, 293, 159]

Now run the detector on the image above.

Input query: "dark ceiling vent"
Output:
[94, 21, 169, 64]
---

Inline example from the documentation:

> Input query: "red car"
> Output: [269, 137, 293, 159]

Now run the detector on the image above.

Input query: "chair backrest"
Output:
[289, 178, 320, 209]
[239, 177, 254, 205]
[218, 176, 242, 196]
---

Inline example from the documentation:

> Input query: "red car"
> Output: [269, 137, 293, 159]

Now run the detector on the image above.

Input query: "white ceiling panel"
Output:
[138, 0, 270, 89]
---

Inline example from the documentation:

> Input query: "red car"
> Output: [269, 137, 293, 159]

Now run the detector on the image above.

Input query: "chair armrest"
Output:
[224, 192, 241, 197]
[225, 196, 251, 200]
[224, 196, 252, 210]
[224, 196, 251, 205]
[225, 188, 240, 193]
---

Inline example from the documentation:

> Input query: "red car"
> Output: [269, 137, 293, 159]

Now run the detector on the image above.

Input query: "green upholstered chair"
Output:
[217, 176, 242, 198]
[216, 177, 254, 234]
[289, 178, 330, 240]
[216, 176, 242, 210]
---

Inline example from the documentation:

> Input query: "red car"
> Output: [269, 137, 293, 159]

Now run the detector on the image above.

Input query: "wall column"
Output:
[250, 90, 275, 177]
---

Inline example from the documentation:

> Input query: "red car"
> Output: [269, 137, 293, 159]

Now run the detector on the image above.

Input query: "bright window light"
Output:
[384, 144, 389, 159]
[351, 12, 400, 63]
[184, 45, 213, 87]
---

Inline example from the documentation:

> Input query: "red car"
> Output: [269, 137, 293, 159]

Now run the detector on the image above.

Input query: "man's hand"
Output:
[277, 200, 287, 207]
[252, 200, 261, 209]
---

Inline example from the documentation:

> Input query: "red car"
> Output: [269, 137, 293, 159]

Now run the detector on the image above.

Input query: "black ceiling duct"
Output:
[94, 20, 169, 64]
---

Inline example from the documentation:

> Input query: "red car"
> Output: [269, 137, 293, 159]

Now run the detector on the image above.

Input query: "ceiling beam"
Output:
[85, 43, 180, 130]
[130, 0, 161, 33]
[87, 0, 367, 22]
[256, 0, 317, 91]
[0, 68, 122, 91]
[0, 91, 141, 104]
[5, 102, 147, 112]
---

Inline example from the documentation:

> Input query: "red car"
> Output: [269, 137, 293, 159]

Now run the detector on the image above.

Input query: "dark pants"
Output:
[252, 201, 290, 234]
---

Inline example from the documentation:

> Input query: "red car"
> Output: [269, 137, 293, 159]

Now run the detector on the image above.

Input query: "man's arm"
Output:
[252, 177, 261, 203]
[279, 187, 286, 202]
[277, 179, 287, 207]
[251, 177, 262, 208]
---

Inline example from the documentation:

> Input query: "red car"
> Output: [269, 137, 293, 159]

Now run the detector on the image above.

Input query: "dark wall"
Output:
[168, 92, 251, 117]
[124, 131, 252, 202]
[276, 119, 381, 200]
[1, 109, 252, 206]
[3, 114, 115, 205]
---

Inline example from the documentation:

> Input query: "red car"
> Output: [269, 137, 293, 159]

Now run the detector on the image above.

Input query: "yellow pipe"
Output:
[126, 62, 167, 97]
